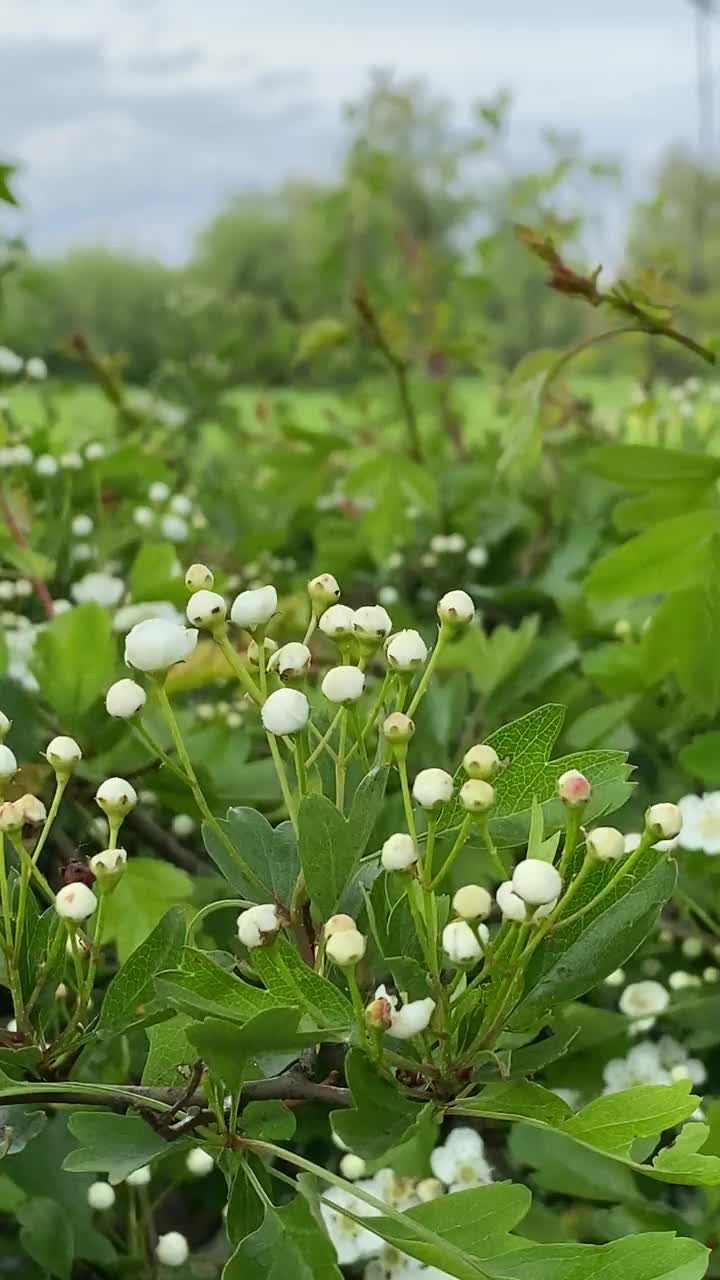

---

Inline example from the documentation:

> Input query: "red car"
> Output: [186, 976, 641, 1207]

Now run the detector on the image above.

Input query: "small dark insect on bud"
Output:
[61, 861, 95, 889]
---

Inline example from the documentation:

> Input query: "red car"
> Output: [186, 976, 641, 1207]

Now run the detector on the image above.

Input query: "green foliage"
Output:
[31, 603, 115, 727]
[64, 1112, 168, 1182]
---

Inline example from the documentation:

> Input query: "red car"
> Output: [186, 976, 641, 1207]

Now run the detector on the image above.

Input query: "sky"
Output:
[0, 0, 713, 261]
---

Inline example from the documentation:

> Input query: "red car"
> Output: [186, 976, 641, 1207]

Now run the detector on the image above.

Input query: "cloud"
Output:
[125, 47, 202, 75]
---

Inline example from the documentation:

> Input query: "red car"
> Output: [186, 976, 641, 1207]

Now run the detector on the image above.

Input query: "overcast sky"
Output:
[0, 0, 713, 261]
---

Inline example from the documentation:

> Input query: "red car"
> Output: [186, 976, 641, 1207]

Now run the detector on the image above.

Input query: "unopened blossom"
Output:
[382, 712, 414, 744]
[431, 1127, 493, 1191]
[326, 928, 366, 967]
[55, 882, 97, 922]
[496, 880, 527, 922]
[463, 743, 500, 780]
[46, 736, 82, 774]
[95, 777, 137, 818]
[25, 356, 47, 380]
[133, 506, 154, 528]
[437, 589, 475, 626]
[459, 779, 495, 814]
[125, 1166, 151, 1187]
[0, 802, 23, 831]
[0, 711, 10, 740]
[557, 769, 592, 806]
[385, 629, 428, 671]
[261, 688, 309, 736]
[467, 544, 488, 568]
[353, 605, 393, 640]
[148, 481, 171, 503]
[339, 1153, 367, 1181]
[16, 794, 47, 824]
[442, 920, 482, 964]
[87, 1181, 115, 1211]
[268, 642, 311, 681]
[155, 1233, 189, 1268]
[321, 665, 365, 704]
[237, 903, 281, 948]
[105, 679, 146, 719]
[247, 637, 278, 667]
[171, 813, 195, 838]
[619, 980, 670, 1019]
[60, 451, 83, 470]
[186, 589, 226, 630]
[85, 442, 106, 461]
[35, 454, 58, 477]
[512, 859, 562, 906]
[186, 1147, 214, 1176]
[324, 914, 356, 937]
[185, 563, 214, 591]
[389, 997, 436, 1040]
[230, 585, 277, 629]
[669, 970, 701, 992]
[125, 618, 197, 672]
[71, 514, 94, 538]
[71, 572, 124, 607]
[381, 832, 418, 871]
[160, 513, 189, 542]
[90, 848, 127, 879]
[412, 768, 453, 810]
[645, 802, 682, 842]
[308, 573, 341, 610]
[586, 827, 625, 862]
[453, 884, 492, 920]
[169, 494, 192, 516]
[0, 346, 23, 375]
[0, 744, 17, 782]
[318, 603, 355, 638]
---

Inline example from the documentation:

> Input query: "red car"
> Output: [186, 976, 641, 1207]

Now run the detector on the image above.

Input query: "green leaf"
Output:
[128, 540, 184, 603]
[679, 732, 720, 784]
[31, 603, 116, 727]
[251, 937, 353, 1029]
[331, 1049, 422, 1160]
[204, 808, 298, 905]
[101, 859, 192, 961]
[589, 443, 720, 487]
[224, 1199, 343, 1280]
[64, 1111, 167, 1183]
[17, 1197, 74, 1280]
[186, 1007, 325, 1092]
[3, 543, 55, 580]
[298, 767, 388, 920]
[241, 1100, 296, 1141]
[0, 163, 18, 207]
[156, 946, 281, 1022]
[585, 510, 720, 599]
[481, 1233, 709, 1280]
[142, 1014, 195, 1086]
[294, 317, 349, 364]
[0, 1104, 46, 1155]
[97, 906, 185, 1038]
[643, 544, 720, 713]
[225, 1155, 270, 1245]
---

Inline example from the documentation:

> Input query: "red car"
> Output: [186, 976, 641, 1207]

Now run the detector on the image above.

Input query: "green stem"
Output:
[557, 806, 583, 879]
[10, 834, 54, 905]
[335, 712, 348, 814]
[0, 833, 12, 948]
[31, 778, 67, 866]
[429, 814, 473, 890]
[406, 624, 450, 717]
[83, 896, 105, 1014]
[266, 733, 298, 832]
[214, 632, 262, 703]
[131, 722, 188, 785]
[306, 708, 343, 769]
[675, 889, 720, 940]
[551, 836, 653, 935]
[479, 818, 506, 882]
[348, 706, 369, 769]
[187, 897, 254, 946]
[293, 730, 308, 799]
[396, 754, 417, 846]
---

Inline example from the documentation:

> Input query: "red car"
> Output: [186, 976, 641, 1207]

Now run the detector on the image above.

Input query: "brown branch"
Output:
[122, 809, 210, 877]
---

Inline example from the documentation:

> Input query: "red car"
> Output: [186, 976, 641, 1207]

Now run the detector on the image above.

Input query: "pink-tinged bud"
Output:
[365, 996, 393, 1030]
[557, 769, 591, 807]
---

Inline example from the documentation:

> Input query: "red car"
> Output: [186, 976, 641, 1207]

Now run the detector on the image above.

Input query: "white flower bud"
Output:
[324, 914, 356, 937]
[87, 1181, 115, 1211]
[0, 711, 10, 740]
[237, 903, 281, 948]
[386, 629, 428, 671]
[452, 884, 492, 920]
[105, 679, 146, 719]
[148, 481, 170, 503]
[55, 882, 98, 922]
[339, 1153, 367, 1180]
[417, 1178, 445, 1202]
[0, 744, 17, 782]
[321, 665, 365, 704]
[586, 827, 625, 862]
[171, 813, 195, 838]
[268, 642, 312, 682]
[412, 768, 453, 811]
[261, 688, 309, 736]
[382, 712, 415, 744]
[185, 563, 214, 591]
[389, 997, 436, 1040]
[186, 1147, 214, 1177]
[90, 848, 127, 878]
[155, 1233, 189, 1268]
[186, 590, 226, 630]
[319, 604, 355, 639]
[125, 1166, 151, 1187]
[325, 928, 367, 967]
[35, 454, 58, 477]
[61, 451, 83, 470]
[25, 356, 47, 380]
[230, 585, 277, 629]
[95, 777, 138, 818]
[459, 779, 495, 814]
[71, 514, 94, 537]
[557, 769, 592, 806]
[247, 637, 278, 668]
[0, 802, 23, 831]
[512, 859, 562, 906]
[442, 919, 482, 964]
[353, 605, 393, 640]
[381, 832, 418, 871]
[496, 880, 527, 922]
[308, 573, 341, 610]
[85, 442, 106, 461]
[16, 794, 47, 825]
[618, 979, 669, 1018]
[645, 803, 682, 841]
[437, 589, 475, 626]
[46, 736, 82, 775]
[463, 744, 500, 781]
[124, 618, 198, 673]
